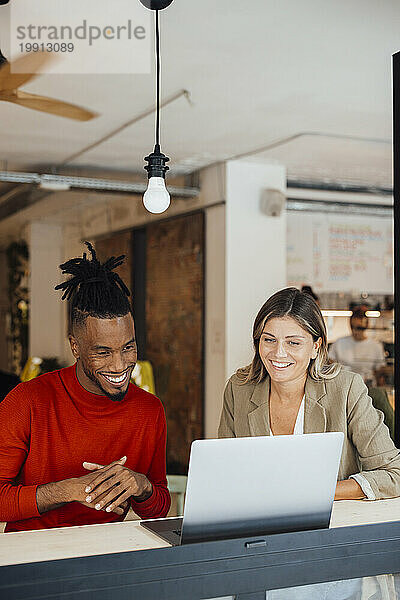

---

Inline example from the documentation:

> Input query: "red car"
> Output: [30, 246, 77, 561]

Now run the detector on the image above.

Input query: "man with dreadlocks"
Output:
[0, 243, 170, 532]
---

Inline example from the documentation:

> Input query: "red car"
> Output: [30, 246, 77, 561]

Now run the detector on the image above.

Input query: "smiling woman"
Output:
[218, 287, 400, 501]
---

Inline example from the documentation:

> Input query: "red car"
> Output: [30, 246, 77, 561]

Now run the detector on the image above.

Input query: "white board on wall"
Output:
[287, 213, 393, 294]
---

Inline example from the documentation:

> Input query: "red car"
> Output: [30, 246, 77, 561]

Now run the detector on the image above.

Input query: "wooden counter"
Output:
[1, 498, 400, 567]
[1, 509, 400, 600]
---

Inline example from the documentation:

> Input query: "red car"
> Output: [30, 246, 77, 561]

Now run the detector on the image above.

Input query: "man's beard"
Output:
[82, 363, 130, 402]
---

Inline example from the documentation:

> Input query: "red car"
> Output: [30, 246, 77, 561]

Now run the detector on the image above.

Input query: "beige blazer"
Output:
[218, 369, 400, 499]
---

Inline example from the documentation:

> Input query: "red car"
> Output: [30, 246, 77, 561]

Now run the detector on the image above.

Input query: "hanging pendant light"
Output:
[140, 0, 174, 213]
[139, 0, 173, 8]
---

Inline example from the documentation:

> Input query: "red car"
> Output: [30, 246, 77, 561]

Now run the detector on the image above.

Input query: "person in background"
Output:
[219, 287, 400, 501]
[301, 284, 320, 306]
[0, 370, 20, 402]
[328, 308, 385, 387]
[0, 242, 170, 532]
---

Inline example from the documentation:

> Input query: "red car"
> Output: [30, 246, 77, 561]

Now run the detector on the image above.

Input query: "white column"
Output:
[205, 203, 226, 438]
[204, 160, 287, 438]
[225, 159, 287, 378]
[29, 222, 64, 361]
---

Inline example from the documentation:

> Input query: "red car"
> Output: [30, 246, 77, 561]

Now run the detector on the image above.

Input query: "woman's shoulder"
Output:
[322, 367, 365, 393]
[227, 370, 258, 388]
[224, 371, 265, 406]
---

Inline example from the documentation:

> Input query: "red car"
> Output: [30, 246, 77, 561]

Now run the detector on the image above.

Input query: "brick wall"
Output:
[95, 231, 133, 293]
[95, 214, 204, 474]
[146, 212, 204, 473]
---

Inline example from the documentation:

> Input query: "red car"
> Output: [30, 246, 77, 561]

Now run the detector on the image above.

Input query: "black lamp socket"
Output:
[144, 144, 170, 179]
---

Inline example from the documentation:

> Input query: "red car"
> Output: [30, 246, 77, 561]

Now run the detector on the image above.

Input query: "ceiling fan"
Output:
[0, 49, 98, 121]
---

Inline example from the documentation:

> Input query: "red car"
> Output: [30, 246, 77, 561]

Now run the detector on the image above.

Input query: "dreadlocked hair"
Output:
[55, 242, 132, 332]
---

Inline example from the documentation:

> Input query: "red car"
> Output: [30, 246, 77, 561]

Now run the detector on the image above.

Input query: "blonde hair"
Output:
[237, 287, 341, 384]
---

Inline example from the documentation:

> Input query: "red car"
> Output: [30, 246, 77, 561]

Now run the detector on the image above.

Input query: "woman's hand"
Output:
[334, 479, 365, 500]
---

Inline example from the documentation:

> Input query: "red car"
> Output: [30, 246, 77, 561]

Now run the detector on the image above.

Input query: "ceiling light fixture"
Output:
[321, 310, 381, 318]
[39, 177, 71, 191]
[140, 0, 174, 213]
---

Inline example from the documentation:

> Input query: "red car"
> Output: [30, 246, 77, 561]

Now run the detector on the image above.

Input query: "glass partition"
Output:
[393, 50, 400, 448]
[287, 207, 395, 441]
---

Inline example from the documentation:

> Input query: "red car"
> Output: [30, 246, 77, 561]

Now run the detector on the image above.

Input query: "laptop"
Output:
[141, 432, 344, 545]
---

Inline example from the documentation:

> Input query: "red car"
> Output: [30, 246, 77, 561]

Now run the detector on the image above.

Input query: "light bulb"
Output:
[143, 177, 170, 213]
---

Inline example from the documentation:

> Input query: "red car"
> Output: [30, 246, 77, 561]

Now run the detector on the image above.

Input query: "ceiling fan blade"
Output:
[0, 51, 54, 91]
[2, 90, 98, 121]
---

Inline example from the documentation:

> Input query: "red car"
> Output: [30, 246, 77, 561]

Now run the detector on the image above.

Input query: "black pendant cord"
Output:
[143, 6, 169, 180]
[155, 9, 160, 150]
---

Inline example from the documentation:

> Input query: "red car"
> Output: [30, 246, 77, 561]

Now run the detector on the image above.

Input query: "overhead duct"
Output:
[0, 171, 199, 198]
[286, 198, 392, 217]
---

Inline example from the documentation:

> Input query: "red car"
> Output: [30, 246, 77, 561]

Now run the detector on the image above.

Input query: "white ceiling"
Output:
[0, 0, 399, 187]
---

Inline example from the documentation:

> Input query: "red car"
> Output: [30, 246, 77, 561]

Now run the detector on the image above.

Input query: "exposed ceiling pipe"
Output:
[286, 198, 392, 217]
[0, 171, 199, 197]
[287, 178, 393, 196]
[0, 170, 199, 222]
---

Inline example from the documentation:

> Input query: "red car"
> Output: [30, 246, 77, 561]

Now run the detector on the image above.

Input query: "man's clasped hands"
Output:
[77, 457, 153, 515]
[37, 457, 153, 517]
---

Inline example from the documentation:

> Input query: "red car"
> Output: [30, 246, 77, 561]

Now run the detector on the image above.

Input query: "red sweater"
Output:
[0, 365, 170, 532]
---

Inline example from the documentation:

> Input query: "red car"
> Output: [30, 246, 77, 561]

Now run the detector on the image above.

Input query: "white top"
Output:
[269, 396, 304, 436]
[329, 336, 385, 384]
